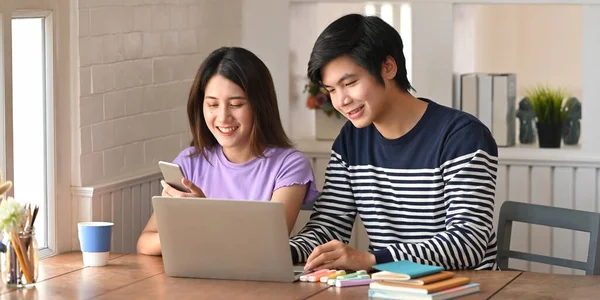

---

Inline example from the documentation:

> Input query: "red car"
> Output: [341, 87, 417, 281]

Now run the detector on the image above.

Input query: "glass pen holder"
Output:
[1, 228, 39, 288]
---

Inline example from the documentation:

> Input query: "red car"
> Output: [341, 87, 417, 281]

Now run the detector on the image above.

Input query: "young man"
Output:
[290, 14, 498, 272]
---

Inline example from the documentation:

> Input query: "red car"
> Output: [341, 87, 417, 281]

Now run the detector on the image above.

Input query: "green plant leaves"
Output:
[525, 85, 570, 124]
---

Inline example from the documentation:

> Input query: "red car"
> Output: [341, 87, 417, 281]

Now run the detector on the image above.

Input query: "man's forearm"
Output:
[382, 225, 491, 269]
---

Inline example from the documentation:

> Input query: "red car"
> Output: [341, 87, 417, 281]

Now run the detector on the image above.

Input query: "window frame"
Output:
[11, 10, 55, 257]
[1, 0, 70, 258]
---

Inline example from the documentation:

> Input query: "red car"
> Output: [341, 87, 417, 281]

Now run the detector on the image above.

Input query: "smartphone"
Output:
[158, 161, 188, 192]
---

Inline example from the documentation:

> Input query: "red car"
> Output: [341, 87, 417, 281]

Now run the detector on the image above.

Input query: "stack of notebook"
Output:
[368, 261, 480, 300]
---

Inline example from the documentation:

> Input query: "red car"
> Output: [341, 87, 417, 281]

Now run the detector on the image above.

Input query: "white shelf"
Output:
[497, 145, 600, 167]
[294, 139, 600, 167]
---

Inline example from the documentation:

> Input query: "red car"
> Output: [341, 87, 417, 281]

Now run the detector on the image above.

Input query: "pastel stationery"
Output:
[372, 261, 444, 280]
[372, 271, 455, 285]
[300, 269, 330, 282]
[309, 270, 336, 282]
[336, 270, 367, 280]
[336, 278, 373, 288]
[320, 270, 346, 282]
[328, 274, 370, 285]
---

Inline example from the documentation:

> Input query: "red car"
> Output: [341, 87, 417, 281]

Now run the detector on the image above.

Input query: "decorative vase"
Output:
[536, 122, 562, 148]
[516, 98, 536, 144]
[562, 97, 582, 146]
[314, 110, 347, 141]
[1, 228, 39, 288]
[563, 119, 581, 145]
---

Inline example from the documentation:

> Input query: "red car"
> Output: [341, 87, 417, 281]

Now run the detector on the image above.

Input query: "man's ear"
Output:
[381, 56, 398, 80]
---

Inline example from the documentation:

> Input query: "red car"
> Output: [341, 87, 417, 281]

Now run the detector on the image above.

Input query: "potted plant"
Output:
[304, 81, 347, 140]
[304, 81, 342, 118]
[525, 85, 569, 148]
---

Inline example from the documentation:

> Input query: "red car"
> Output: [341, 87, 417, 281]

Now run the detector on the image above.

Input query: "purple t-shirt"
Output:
[172, 146, 319, 204]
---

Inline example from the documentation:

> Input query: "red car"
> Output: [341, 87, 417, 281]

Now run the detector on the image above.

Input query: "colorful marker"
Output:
[328, 274, 370, 286]
[320, 270, 346, 282]
[300, 269, 330, 282]
[309, 270, 337, 282]
[336, 270, 368, 280]
[335, 278, 373, 287]
[337, 274, 370, 281]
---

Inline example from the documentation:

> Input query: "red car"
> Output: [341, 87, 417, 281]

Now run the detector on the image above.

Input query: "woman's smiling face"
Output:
[203, 74, 254, 151]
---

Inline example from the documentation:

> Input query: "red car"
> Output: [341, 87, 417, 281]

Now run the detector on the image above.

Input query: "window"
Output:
[399, 3, 412, 85]
[380, 3, 394, 25]
[363, 3, 412, 84]
[364, 4, 377, 16]
[1, 11, 54, 256]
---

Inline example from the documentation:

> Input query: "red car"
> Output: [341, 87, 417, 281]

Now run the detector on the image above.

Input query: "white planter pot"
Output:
[314, 110, 347, 141]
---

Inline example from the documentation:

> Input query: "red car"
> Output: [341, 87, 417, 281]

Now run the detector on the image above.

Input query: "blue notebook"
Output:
[372, 260, 444, 279]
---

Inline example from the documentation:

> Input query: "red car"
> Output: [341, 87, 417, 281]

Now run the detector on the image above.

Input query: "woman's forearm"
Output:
[137, 231, 162, 256]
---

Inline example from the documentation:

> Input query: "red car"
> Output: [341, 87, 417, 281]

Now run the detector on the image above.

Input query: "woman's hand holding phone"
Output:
[161, 178, 207, 198]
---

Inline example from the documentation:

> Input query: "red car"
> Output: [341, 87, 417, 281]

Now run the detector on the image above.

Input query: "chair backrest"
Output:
[497, 201, 600, 275]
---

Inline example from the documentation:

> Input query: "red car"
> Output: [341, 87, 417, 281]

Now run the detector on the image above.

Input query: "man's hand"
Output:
[304, 240, 376, 272]
[161, 178, 206, 198]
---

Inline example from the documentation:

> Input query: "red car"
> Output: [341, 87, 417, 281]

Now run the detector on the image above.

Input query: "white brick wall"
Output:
[78, 0, 242, 185]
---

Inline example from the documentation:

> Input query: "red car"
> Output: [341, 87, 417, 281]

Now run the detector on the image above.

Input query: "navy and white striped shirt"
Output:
[290, 98, 498, 270]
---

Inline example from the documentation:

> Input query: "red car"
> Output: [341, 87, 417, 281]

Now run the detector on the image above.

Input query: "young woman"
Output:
[137, 47, 319, 256]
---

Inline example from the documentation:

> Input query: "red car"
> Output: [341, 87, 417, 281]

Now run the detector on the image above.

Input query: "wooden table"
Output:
[491, 271, 600, 299]
[1, 252, 599, 299]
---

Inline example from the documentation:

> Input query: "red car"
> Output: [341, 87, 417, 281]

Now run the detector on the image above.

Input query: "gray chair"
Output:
[497, 200, 600, 275]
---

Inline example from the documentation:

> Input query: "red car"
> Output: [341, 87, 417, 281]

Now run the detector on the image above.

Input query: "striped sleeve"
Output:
[373, 122, 498, 269]
[289, 150, 357, 263]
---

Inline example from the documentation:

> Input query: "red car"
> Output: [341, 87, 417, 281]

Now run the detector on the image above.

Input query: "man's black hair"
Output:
[307, 13, 414, 92]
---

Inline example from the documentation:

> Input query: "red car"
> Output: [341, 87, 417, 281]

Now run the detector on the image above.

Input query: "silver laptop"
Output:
[152, 196, 306, 282]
